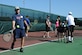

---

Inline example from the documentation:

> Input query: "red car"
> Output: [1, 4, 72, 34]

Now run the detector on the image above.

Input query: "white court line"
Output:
[0, 42, 47, 53]
[0, 38, 61, 53]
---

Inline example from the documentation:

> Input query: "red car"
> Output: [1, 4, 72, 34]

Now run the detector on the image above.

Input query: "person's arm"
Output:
[27, 19, 32, 26]
[24, 20, 28, 27]
[66, 16, 68, 24]
[46, 20, 48, 25]
[46, 20, 49, 27]
[12, 21, 16, 30]
[12, 15, 16, 30]
[46, 20, 51, 27]
[23, 16, 28, 27]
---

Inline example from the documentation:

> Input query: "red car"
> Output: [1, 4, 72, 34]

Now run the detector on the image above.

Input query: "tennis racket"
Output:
[50, 26, 53, 31]
[2, 30, 13, 42]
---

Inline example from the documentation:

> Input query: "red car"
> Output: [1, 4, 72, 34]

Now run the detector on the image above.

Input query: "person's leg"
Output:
[47, 27, 51, 38]
[11, 30, 16, 49]
[65, 29, 68, 43]
[56, 28, 59, 37]
[26, 30, 28, 37]
[26, 26, 30, 37]
[20, 29, 25, 52]
[64, 26, 68, 43]
[60, 33, 63, 42]
[55, 28, 57, 37]
[43, 31, 46, 38]
[20, 37, 25, 52]
[68, 26, 70, 36]
[66, 28, 68, 37]
[68, 26, 74, 42]
[11, 37, 16, 49]
[70, 25, 74, 42]
[71, 25, 74, 37]
[62, 27, 66, 42]
[47, 31, 50, 38]
[25, 26, 28, 37]
[43, 26, 48, 38]
[66, 26, 71, 43]
[57, 32, 60, 41]
[21, 37, 25, 48]
[63, 28, 66, 42]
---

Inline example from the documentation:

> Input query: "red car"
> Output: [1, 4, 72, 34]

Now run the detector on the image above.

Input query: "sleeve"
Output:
[12, 15, 16, 21]
[27, 19, 30, 25]
[66, 16, 68, 21]
[23, 16, 26, 21]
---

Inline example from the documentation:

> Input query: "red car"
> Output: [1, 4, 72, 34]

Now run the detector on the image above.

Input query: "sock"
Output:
[71, 37, 73, 41]
[69, 36, 71, 41]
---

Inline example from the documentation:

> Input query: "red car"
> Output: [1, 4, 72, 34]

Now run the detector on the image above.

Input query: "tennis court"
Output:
[0, 36, 82, 55]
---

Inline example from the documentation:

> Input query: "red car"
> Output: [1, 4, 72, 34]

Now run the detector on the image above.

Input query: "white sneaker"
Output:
[25, 34, 28, 39]
[68, 36, 71, 41]
[43, 35, 46, 38]
[47, 36, 51, 38]
[26, 34, 28, 37]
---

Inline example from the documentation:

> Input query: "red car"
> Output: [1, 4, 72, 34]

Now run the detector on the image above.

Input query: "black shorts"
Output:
[63, 27, 68, 32]
[46, 27, 50, 32]
[57, 26, 68, 33]
[68, 25, 75, 32]
[57, 27, 64, 33]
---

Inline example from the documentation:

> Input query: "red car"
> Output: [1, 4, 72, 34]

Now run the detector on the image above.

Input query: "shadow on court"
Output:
[0, 47, 9, 50]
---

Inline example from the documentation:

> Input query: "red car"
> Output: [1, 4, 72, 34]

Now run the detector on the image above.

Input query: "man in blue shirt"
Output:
[25, 16, 30, 25]
[11, 7, 28, 52]
[24, 16, 31, 37]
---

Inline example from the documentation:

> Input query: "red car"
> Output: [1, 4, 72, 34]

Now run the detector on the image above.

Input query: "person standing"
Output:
[25, 16, 31, 37]
[55, 16, 61, 37]
[43, 15, 51, 38]
[66, 12, 75, 43]
[11, 7, 28, 52]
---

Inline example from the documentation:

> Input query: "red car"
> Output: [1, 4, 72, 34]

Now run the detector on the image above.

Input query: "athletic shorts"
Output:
[57, 27, 64, 33]
[13, 29, 25, 39]
[57, 26, 68, 33]
[46, 26, 50, 32]
[68, 25, 75, 32]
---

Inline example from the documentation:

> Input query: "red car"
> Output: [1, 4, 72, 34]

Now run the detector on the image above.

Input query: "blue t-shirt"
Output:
[25, 18, 30, 25]
[12, 14, 25, 29]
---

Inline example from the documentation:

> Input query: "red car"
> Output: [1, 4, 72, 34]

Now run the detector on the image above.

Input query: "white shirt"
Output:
[66, 15, 75, 26]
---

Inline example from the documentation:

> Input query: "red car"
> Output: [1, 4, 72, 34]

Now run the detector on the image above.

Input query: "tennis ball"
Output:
[17, 25, 20, 28]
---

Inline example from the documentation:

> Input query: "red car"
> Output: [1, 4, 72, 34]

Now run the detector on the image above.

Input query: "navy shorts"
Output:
[13, 29, 25, 39]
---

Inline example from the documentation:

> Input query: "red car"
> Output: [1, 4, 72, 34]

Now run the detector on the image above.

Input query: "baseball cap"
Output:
[15, 6, 20, 10]
[68, 12, 72, 15]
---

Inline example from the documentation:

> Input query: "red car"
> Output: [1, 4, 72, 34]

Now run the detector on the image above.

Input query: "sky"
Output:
[0, 0, 82, 18]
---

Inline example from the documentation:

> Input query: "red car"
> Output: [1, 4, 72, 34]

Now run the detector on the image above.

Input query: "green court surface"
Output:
[0, 37, 82, 55]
